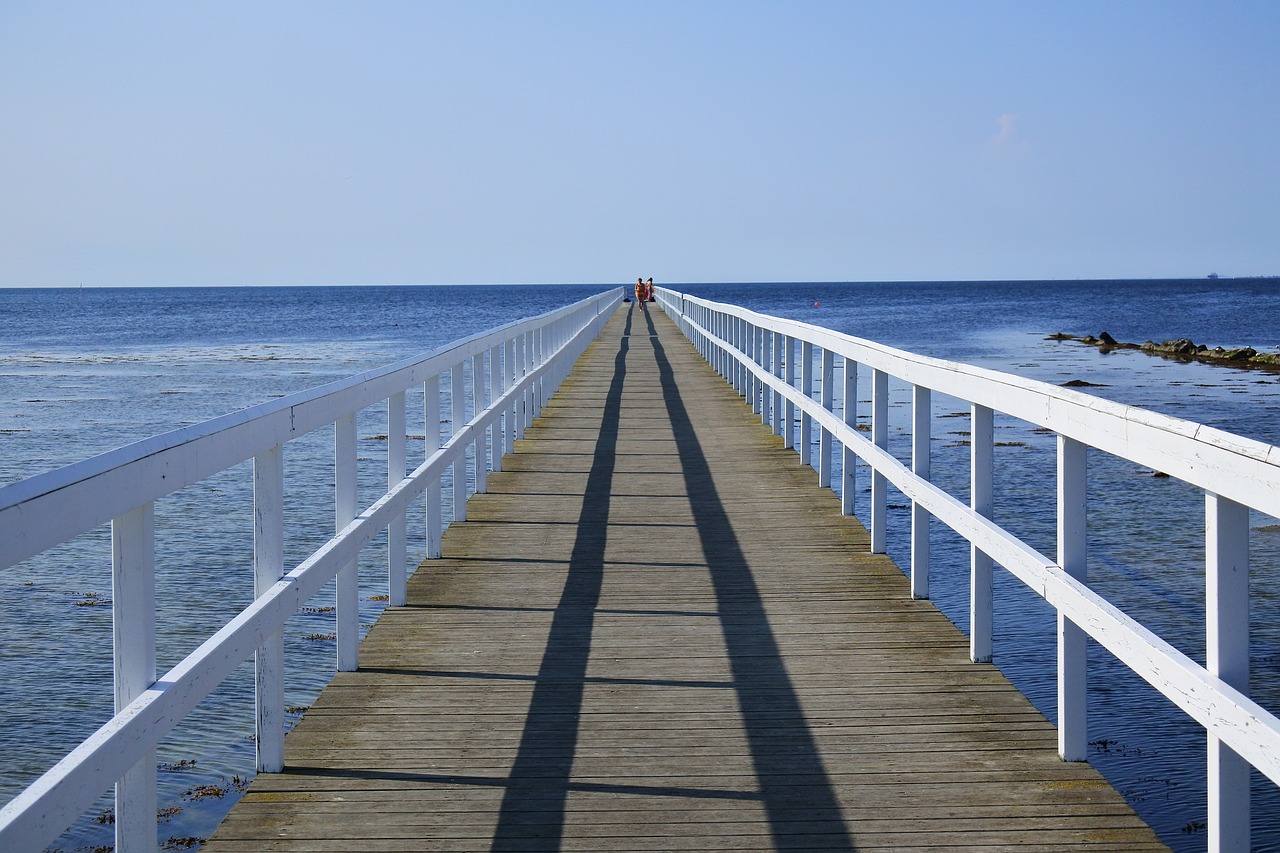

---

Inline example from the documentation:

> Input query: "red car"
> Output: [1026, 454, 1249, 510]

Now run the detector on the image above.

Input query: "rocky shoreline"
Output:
[1048, 331, 1280, 373]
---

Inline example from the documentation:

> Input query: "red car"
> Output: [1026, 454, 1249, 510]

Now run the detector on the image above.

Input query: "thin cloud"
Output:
[990, 112, 1019, 147]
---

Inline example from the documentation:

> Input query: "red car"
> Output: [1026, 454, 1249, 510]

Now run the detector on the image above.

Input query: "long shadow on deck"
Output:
[644, 308, 855, 851]
[490, 305, 854, 851]
[490, 305, 633, 850]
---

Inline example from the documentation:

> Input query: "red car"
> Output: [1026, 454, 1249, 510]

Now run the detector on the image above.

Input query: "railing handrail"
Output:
[0, 289, 621, 851]
[0, 291, 620, 569]
[656, 285, 1278, 851]
[664, 292, 1280, 512]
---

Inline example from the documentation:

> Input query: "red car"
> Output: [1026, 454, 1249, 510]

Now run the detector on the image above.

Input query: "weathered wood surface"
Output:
[204, 304, 1168, 852]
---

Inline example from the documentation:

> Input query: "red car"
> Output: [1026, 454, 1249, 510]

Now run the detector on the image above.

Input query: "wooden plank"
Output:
[203, 303, 1168, 852]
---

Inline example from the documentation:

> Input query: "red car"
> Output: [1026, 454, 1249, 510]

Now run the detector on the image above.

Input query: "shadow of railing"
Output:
[644, 308, 855, 851]
[490, 305, 854, 851]
[489, 305, 634, 850]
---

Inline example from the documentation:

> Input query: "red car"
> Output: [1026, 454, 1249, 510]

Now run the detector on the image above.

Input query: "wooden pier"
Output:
[202, 303, 1168, 851]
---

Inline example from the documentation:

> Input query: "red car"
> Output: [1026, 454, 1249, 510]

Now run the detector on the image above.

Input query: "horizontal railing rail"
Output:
[0, 290, 621, 851]
[656, 286, 1279, 853]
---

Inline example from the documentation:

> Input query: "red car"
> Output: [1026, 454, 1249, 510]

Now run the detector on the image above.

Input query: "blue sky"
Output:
[2, 1, 1277, 287]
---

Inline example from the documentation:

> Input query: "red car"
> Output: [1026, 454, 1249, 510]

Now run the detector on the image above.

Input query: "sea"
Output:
[1, 279, 1278, 852]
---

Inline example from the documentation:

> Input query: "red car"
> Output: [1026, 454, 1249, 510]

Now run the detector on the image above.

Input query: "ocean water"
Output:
[2, 280, 1278, 851]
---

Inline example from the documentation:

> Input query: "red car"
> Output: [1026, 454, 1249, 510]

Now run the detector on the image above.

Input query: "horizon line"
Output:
[4, 274, 1277, 290]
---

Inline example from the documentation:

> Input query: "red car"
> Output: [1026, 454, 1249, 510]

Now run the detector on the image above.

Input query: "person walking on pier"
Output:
[635, 277, 646, 303]
[645, 277, 654, 302]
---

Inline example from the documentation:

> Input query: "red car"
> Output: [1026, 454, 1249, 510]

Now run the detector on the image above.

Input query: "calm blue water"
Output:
[2, 280, 1278, 851]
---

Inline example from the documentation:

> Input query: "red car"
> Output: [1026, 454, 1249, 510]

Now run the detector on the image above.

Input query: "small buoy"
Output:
[813, 301, 820, 307]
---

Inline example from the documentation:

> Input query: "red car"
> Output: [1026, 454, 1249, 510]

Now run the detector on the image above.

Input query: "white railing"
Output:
[0, 290, 621, 851]
[656, 286, 1279, 853]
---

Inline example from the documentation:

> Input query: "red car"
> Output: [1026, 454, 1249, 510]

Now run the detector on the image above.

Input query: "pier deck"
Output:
[203, 303, 1168, 851]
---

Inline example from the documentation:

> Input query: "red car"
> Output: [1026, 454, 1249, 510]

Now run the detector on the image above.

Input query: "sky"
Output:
[1, 1, 1278, 287]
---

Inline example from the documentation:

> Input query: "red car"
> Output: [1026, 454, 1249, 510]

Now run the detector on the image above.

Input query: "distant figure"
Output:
[635, 277, 646, 303]
[645, 277, 654, 302]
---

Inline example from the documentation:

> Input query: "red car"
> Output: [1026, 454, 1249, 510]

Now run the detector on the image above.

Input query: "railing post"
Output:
[750, 323, 762, 415]
[760, 328, 772, 427]
[474, 354, 489, 495]
[706, 307, 716, 371]
[451, 361, 468, 524]
[734, 318, 744, 395]
[1206, 492, 1250, 852]
[726, 315, 733, 384]
[701, 308, 710, 369]
[523, 333, 534, 431]
[527, 331, 538, 418]
[724, 315, 732, 385]
[488, 346, 502, 475]
[504, 338, 517, 457]
[911, 385, 931, 600]
[533, 327, 545, 417]
[800, 341, 814, 469]
[772, 330, 785, 437]
[870, 369, 888, 553]
[544, 324, 554, 406]
[819, 348, 834, 488]
[970, 403, 994, 663]
[783, 336, 796, 449]
[732, 318, 743, 395]
[841, 357, 858, 517]
[552, 318, 566, 391]
[527, 333, 536, 419]
[708, 308, 715, 370]
[704, 307, 711, 365]
[112, 502, 156, 852]
[550, 320, 561, 392]
[726, 315, 734, 383]
[254, 446, 286, 771]
[1057, 435, 1087, 759]
[425, 374, 442, 559]
[510, 336, 522, 439]
[520, 332, 532, 432]
[387, 393, 408, 606]
[335, 412, 359, 672]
